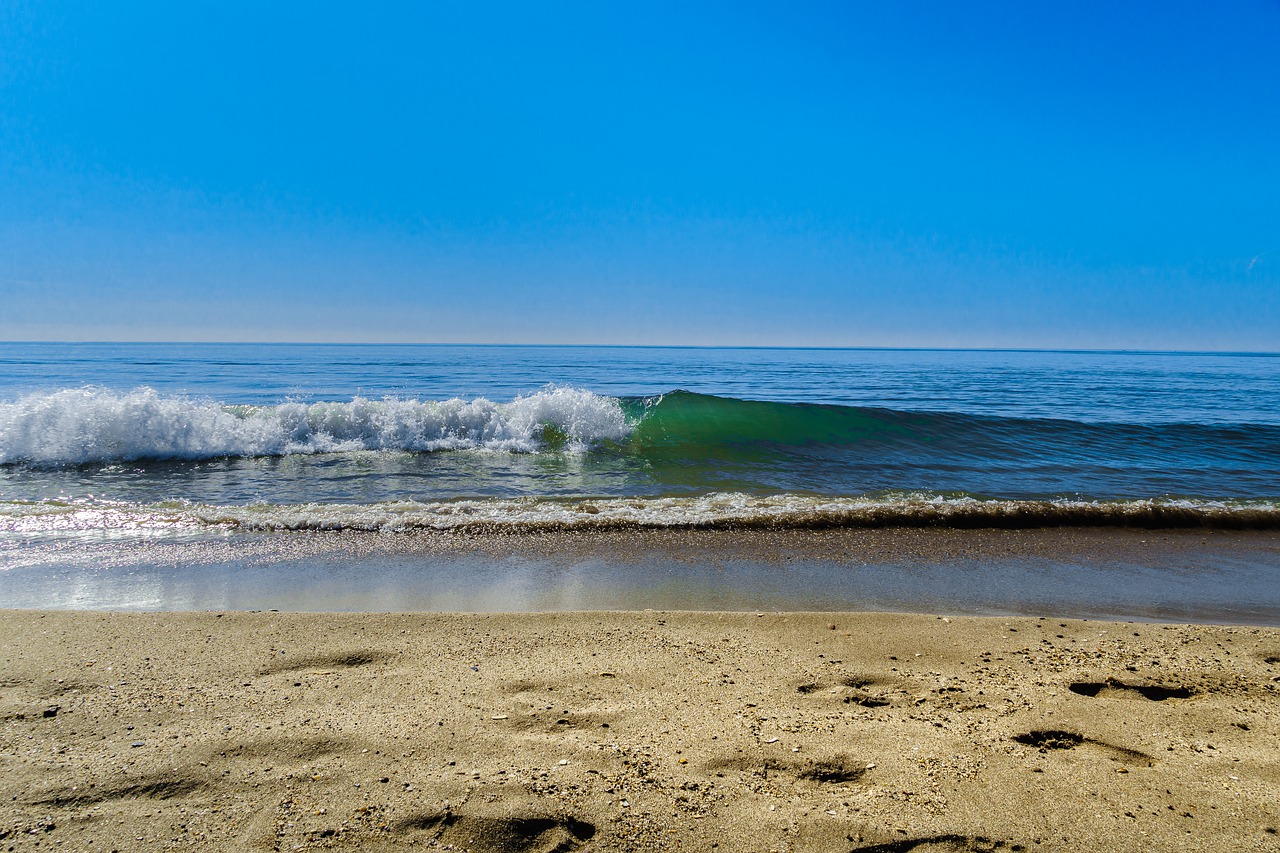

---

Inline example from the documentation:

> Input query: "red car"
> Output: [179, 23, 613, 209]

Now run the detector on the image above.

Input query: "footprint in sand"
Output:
[795, 674, 900, 708]
[1011, 729, 1152, 765]
[705, 753, 869, 785]
[498, 679, 616, 733]
[26, 733, 348, 809]
[397, 809, 596, 852]
[30, 776, 206, 808]
[258, 650, 387, 676]
[1067, 679, 1194, 701]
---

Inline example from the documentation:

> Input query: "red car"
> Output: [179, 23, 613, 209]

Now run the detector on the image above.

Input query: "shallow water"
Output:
[1, 528, 1276, 624]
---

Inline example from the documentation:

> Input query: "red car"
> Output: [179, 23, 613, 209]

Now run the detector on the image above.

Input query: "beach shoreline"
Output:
[5, 527, 1279, 625]
[3, 608, 1278, 851]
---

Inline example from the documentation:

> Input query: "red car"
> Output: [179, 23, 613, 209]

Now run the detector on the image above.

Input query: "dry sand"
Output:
[3, 610, 1279, 852]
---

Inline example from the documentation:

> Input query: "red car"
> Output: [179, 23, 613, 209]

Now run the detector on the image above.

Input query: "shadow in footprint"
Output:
[798, 758, 868, 783]
[33, 776, 204, 807]
[850, 835, 1024, 852]
[1011, 730, 1152, 765]
[215, 734, 348, 762]
[398, 810, 595, 852]
[506, 713, 611, 734]
[1012, 730, 1082, 750]
[795, 676, 895, 707]
[1068, 679, 1193, 701]
[260, 650, 386, 675]
[708, 753, 868, 785]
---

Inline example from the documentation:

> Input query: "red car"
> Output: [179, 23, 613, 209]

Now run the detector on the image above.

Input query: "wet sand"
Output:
[3, 609, 1279, 851]
[5, 528, 1280, 623]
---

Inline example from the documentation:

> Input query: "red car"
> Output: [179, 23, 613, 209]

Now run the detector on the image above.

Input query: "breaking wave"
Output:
[3, 388, 1278, 507]
[0, 386, 631, 464]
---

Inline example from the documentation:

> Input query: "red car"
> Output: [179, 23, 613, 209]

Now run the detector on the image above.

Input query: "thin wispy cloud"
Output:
[1246, 250, 1273, 272]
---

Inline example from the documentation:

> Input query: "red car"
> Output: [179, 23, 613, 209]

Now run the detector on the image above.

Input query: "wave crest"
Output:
[0, 386, 632, 465]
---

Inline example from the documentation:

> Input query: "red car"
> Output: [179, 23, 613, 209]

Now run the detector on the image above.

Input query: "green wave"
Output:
[623, 390, 901, 448]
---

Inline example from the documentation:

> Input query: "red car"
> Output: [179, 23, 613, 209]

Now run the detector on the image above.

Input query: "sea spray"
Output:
[0, 385, 632, 465]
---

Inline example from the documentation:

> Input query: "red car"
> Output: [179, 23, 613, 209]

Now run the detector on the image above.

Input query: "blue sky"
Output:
[1, 1, 1277, 349]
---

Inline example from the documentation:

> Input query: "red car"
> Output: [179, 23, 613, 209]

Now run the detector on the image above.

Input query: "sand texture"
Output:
[3, 610, 1279, 852]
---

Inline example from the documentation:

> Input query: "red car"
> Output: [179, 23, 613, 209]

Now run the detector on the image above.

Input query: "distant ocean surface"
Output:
[2, 343, 1279, 535]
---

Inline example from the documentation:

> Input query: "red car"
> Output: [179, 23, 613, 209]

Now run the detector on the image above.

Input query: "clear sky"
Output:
[1, 1, 1277, 349]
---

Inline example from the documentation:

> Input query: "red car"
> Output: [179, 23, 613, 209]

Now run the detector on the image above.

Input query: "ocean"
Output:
[1, 343, 1278, 619]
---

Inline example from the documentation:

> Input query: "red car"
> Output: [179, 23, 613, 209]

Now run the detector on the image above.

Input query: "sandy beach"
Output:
[3, 609, 1278, 851]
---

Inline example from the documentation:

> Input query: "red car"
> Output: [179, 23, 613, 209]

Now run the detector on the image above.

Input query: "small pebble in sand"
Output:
[558, 759, 569, 765]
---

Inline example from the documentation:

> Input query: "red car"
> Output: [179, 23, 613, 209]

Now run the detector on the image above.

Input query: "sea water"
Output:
[1, 343, 1278, 618]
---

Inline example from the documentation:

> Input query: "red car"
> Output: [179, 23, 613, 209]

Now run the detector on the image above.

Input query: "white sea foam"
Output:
[0, 386, 632, 465]
[3, 493, 1277, 535]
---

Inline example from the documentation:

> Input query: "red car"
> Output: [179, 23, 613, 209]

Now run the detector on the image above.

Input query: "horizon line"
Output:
[2, 340, 1277, 357]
